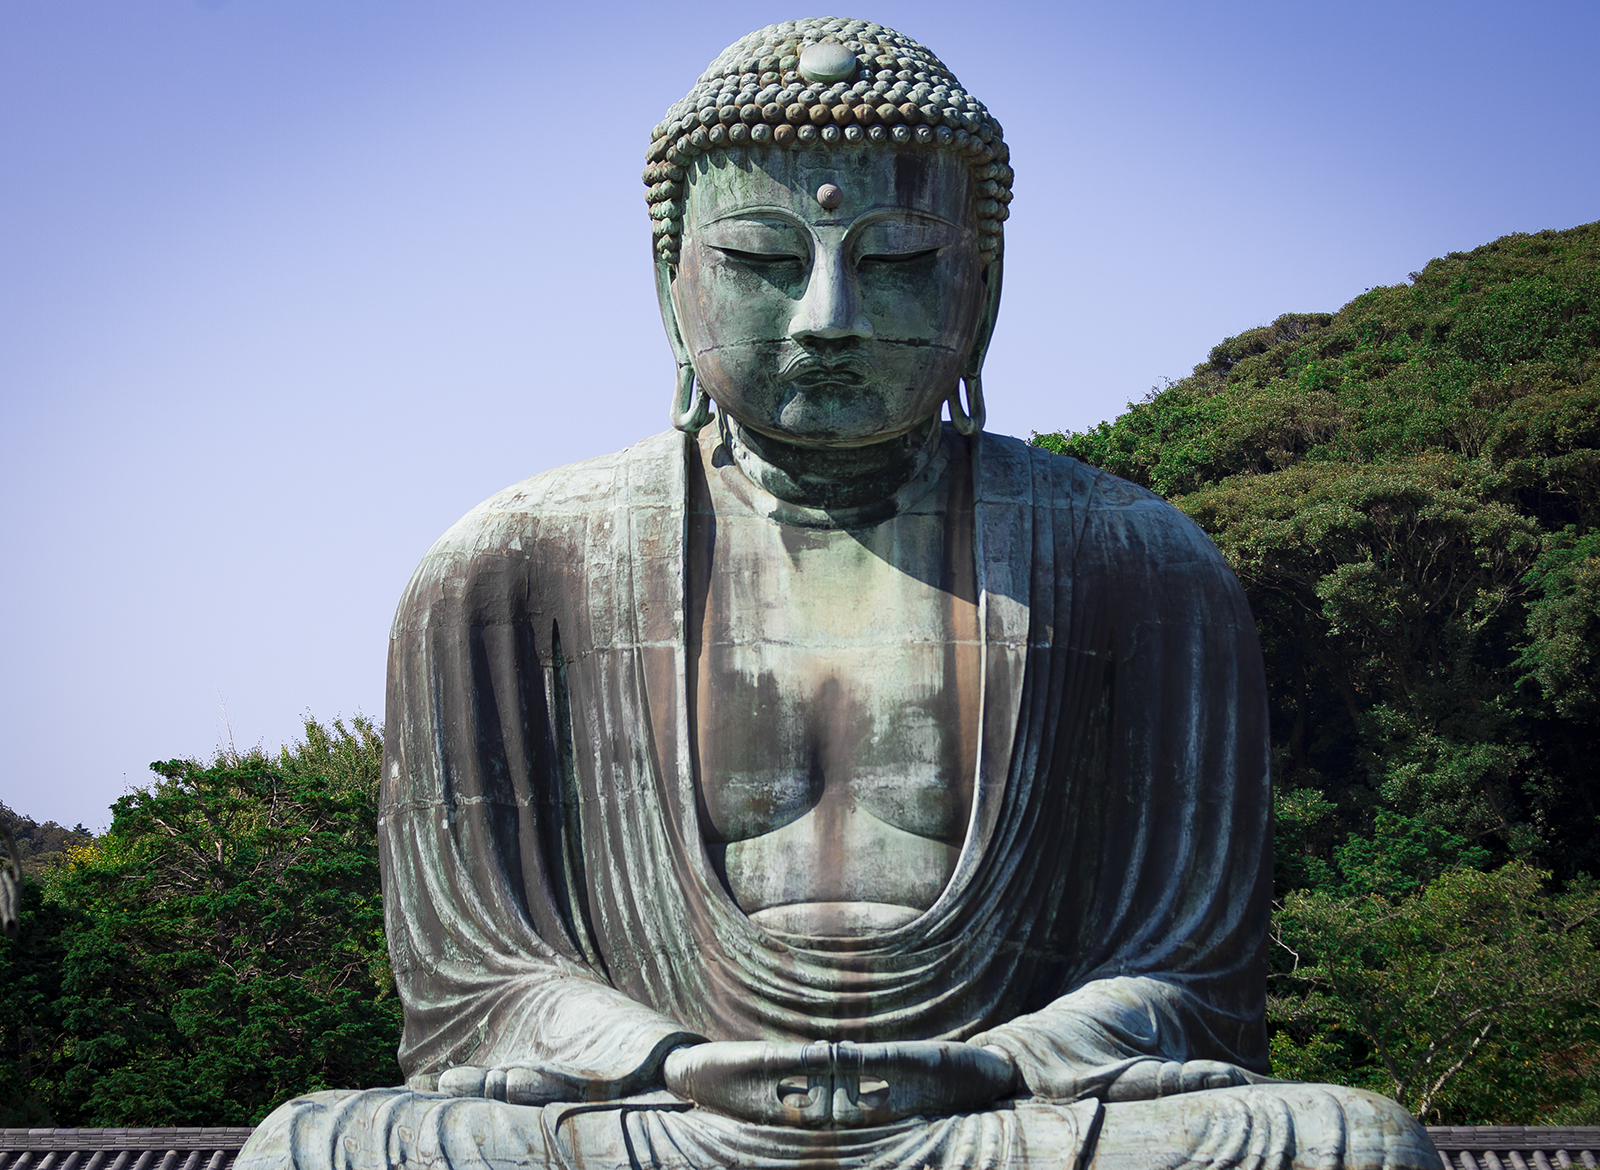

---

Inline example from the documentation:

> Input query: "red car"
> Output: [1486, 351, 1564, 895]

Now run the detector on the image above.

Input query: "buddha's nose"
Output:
[788, 249, 873, 343]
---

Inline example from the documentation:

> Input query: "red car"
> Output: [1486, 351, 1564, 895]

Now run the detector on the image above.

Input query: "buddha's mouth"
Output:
[790, 369, 865, 390]
[782, 354, 867, 389]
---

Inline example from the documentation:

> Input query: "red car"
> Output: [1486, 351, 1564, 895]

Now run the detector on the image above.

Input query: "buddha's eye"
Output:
[700, 219, 808, 267]
[851, 217, 956, 265]
[859, 248, 942, 266]
[713, 246, 805, 266]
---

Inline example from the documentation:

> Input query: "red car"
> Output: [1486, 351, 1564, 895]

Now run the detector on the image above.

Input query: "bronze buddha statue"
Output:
[238, 18, 1438, 1170]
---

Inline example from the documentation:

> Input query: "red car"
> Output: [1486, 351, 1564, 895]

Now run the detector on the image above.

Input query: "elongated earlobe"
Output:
[671, 362, 713, 434]
[948, 373, 985, 436]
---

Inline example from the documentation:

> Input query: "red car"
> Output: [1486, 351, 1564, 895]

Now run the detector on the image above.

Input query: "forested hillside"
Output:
[0, 806, 95, 878]
[1038, 219, 1600, 1123]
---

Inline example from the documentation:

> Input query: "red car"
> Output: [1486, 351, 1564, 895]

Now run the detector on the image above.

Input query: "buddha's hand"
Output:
[662, 1039, 1017, 1129]
[663, 1041, 822, 1126]
[437, 1063, 585, 1106]
[1103, 1059, 1250, 1102]
[848, 1040, 1020, 1126]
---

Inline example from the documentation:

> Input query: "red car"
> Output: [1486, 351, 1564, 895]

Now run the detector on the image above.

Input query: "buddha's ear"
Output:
[655, 257, 693, 370]
[965, 253, 1004, 380]
[656, 252, 714, 433]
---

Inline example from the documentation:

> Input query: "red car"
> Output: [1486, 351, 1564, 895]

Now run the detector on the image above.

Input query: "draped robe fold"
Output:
[378, 427, 1274, 1102]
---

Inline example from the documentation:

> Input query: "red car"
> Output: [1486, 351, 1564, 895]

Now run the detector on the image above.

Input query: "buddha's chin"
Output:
[766, 388, 901, 446]
[747, 900, 926, 938]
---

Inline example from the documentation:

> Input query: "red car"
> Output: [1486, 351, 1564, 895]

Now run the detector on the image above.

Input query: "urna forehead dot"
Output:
[798, 42, 858, 83]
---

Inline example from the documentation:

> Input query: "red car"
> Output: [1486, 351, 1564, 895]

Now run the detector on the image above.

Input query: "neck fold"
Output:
[723, 415, 945, 513]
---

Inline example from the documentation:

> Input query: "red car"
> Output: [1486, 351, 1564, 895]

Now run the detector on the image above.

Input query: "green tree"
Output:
[1, 716, 401, 1126]
[1269, 863, 1600, 1124]
[0, 881, 72, 1125]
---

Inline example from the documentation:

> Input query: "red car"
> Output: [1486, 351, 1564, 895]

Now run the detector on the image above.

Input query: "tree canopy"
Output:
[0, 718, 401, 1126]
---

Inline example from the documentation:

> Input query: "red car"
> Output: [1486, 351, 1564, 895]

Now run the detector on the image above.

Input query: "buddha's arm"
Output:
[381, 521, 704, 1095]
[970, 479, 1275, 1105]
[972, 976, 1265, 1102]
[383, 729, 703, 1095]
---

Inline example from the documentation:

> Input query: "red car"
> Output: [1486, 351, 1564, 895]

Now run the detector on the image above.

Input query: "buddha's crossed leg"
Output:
[238, 1078, 1437, 1170]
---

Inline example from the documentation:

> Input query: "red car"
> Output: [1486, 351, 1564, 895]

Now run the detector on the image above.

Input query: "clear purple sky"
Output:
[2, 1, 1596, 828]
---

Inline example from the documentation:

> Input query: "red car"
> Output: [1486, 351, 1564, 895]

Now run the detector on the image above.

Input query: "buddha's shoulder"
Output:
[978, 430, 1199, 521]
[427, 430, 685, 554]
[977, 431, 1227, 569]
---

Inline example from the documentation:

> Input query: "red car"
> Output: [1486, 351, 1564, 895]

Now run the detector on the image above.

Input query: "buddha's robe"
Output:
[238, 428, 1436, 1170]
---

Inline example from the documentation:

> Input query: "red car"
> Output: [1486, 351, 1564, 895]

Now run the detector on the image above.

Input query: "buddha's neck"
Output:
[723, 415, 944, 512]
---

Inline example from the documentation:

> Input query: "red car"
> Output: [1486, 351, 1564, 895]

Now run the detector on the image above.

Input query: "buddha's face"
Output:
[670, 147, 986, 447]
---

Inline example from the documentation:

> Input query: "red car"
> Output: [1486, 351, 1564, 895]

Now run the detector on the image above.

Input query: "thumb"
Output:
[438, 1066, 490, 1098]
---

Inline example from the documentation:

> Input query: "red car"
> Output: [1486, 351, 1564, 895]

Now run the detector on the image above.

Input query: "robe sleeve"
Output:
[379, 493, 705, 1090]
[972, 976, 1265, 1100]
[973, 464, 1273, 1101]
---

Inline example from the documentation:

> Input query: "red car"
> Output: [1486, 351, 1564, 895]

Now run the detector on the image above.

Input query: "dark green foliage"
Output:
[0, 717, 401, 1126]
[1270, 864, 1600, 1124]
[0, 882, 71, 1125]
[1038, 220, 1600, 1121]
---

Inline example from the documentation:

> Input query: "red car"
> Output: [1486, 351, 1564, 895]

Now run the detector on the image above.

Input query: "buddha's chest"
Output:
[685, 466, 982, 929]
[692, 522, 979, 840]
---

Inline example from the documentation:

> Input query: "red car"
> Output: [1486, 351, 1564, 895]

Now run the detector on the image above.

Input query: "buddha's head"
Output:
[644, 19, 1012, 448]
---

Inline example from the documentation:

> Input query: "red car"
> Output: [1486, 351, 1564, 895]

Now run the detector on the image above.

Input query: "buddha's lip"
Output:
[791, 369, 865, 387]
[783, 357, 866, 386]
